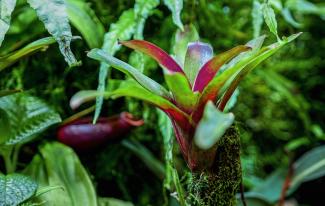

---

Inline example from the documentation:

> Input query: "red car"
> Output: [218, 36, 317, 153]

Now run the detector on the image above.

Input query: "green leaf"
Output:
[193, 45, 251, 92]
[66, 0, 105, 48]
[131, 0, 160, 73]
[134, 0, 159, 39]
[194, 101, 234, 150]
[172, 24, 199, 67]
[291, 145, 325, 190]
[165, 72, 199, 111]
[281, 7, 302, 28]
[0, 93, 61, 145]
[71, 80, 184, 117]
[252, 0, 263, 38]
[0, 37, 56, 71]
[95, 9, 136, 123]
[286, 0, 325, 16]
[163, 0, 184, 30]
[27, 0, 80, 66]
[0, 174, 38, 206]
[24, 142, 98, 206]
[247, 168, 287, 203]
[217, 33, 302, 111]
[198, 33, 300, 112]
[88, 48, 171, 99]
[0, 0, 17, 46]
[70, 80, 189, 127]
[262, 2, 280, 41]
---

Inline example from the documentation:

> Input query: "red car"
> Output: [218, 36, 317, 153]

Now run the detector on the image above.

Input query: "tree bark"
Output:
[188, 126, 242, 206]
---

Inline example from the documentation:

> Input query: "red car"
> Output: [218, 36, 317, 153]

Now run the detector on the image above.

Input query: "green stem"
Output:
[11, 144, 21, 172]
[3, 147, 14, 174]
[1, 145, 21, 174]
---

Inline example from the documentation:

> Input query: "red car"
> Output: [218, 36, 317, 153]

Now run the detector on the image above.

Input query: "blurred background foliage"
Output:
[0, 0, 324, 205]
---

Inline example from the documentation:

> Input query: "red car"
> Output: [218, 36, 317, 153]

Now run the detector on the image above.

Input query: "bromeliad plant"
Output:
[71, 28, 301, 204]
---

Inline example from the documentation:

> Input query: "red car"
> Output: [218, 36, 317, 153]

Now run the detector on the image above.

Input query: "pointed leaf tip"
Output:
[120, 40, 184, 74]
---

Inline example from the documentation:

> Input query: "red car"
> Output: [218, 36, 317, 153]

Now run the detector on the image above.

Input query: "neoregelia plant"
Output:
[71, 29, 301, 205]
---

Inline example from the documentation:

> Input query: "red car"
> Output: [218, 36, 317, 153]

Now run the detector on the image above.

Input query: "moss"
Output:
[188, 126, 242, 206]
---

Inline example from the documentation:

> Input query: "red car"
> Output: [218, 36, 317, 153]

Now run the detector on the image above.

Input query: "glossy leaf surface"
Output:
[0, 93, 61, 145]
[66, 0, 105, 48]
[172, 24, 199, 67]
[27, 0, 79, 66]
[194, 101, 234, 150]
[24, 142, 97, 206]
[0, 174, 38, 206]
[95, 9, 136, 123]
[0, 37, 56, 71]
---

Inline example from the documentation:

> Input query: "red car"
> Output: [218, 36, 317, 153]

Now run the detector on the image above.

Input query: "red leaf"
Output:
[120, 40, 184, 74]
[193, 45, 251, 92]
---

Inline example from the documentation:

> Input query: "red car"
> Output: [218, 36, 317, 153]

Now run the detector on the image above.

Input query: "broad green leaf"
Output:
[24, 142, 97, 206]
[88, 48, 171, 99]
[0, 37, 56, 71]
[252, 0, 263, 38]
[0, 0, 17, 46]
[27, 0, 80, 66]
[0, 174, 38, 206]
[66, 0, 105, 48]
[0, 93, 61, 145]
[172, 24, 199, 67]
[98, 197, 134, 206]
[165, 72, 199, 111]
[247, 168, 287, 203]
[194, 101, 234, 150]
[95, 9, 136, 123]
[245, 145, 325, 204]
[262, 2, 280, 41]
[217, 33, 302, 111]
[291, 145, 325, 189]
[163, 0, 184, 30]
